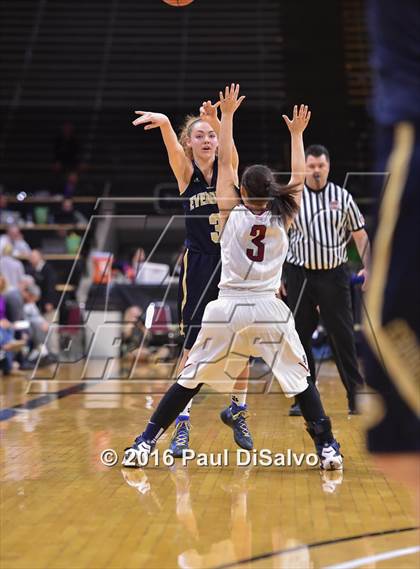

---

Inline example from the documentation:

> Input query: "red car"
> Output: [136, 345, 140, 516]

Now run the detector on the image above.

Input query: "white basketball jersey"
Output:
[219, 204, 289, 292]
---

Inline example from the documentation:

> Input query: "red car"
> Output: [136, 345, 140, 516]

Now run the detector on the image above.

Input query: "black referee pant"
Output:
[284, 262, 364, 411]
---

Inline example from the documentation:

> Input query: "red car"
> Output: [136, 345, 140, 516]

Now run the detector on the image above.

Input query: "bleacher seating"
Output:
[1, 0, 373, 200]
[1, 0, 287, 197]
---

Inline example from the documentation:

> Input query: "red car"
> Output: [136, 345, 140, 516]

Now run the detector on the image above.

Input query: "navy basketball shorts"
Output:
[178, 249, 221, 350]
[364, 121, 420, 453]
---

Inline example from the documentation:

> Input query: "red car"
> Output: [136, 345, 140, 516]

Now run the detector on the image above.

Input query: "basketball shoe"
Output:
[169, 416, 191, 458]
[122, 436, 154, 467]
[288, 402, 302, 416]
[305, 417, 343, 470]
[316, 440, 343, 470]
[220, 404, 253, 450]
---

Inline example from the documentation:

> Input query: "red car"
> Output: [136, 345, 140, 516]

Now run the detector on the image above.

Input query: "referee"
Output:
[284, 144, 369, 415]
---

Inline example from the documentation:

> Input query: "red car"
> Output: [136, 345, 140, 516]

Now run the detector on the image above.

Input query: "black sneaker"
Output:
[288, 403, 302, 416]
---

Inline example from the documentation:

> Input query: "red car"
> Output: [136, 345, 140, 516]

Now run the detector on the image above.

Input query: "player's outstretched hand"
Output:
[282, 104, 311, 134]
[132, 111, 169, 130]
[200, 100, 219, 124]
[219, 83, 245, 115]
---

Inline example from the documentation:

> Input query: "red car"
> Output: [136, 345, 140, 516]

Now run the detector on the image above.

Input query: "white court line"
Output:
[324, 545, 420, 569]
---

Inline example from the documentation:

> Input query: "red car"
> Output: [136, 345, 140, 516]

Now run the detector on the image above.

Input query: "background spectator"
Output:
[54, 198, 87, 225]
[0, 243, 25, 289]
[131, 247, 146, 283]
[4, 275, 35, 324]
[52, 121, 82, 174]
[0, 275, 27, 374]
[27, 249, 58, 315]
[0, 193, 23, 225]
[20, 282, 57, 369]
[63, 172, 79, 198]
[0, 275, 14, 374]
[0, 225, 31, 258]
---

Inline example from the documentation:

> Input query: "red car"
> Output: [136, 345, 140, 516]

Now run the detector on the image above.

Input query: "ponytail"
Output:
[267, 180, 300, 222]
[241, 164, 300, 224]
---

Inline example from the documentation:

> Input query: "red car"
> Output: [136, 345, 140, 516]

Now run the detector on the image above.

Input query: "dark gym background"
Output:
[0, 0, 371, 200]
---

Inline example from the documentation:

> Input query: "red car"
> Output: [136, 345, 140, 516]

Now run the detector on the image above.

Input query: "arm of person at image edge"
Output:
[278, 104, 311, 298]
[349, 210, 370, 292]
[215, 84, 246, 230]
[131, 101, 239, 193]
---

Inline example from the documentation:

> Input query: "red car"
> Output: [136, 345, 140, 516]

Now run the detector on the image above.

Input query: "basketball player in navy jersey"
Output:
[132, 102, 252, 456]
[363, 0, 420, 502]
[123, 85, 343, 471]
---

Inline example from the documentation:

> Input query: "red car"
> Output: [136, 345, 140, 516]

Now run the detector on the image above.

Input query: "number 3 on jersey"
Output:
[246, 225, 266, 262]
[209, 213, 221, 243]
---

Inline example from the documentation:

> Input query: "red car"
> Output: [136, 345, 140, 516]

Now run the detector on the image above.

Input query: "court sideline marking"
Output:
[324, 545, 420, 569]
[0, 381, 90, 422]
[212, 526, 419, 569]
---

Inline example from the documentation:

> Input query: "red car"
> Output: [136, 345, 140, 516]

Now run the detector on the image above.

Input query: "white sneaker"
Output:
[317, 440, 343, 470]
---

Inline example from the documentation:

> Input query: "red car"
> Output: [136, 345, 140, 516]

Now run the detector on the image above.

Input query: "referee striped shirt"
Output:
[286, 182, 365, 270]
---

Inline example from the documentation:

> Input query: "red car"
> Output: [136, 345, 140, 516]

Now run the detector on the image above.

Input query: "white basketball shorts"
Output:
[177, 291, 309, 397]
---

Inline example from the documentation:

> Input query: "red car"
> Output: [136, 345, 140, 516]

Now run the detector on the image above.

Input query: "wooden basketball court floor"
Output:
[1, 358, 418, 569]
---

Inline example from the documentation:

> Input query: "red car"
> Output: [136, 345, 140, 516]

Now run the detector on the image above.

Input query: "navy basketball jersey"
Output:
[181, 159, 221, 255]
[368, 0, 420, 125]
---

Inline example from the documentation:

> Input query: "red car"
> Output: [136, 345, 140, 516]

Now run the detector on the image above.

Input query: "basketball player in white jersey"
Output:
[123, 84, 343, 470]
[132, 101, 253, 455]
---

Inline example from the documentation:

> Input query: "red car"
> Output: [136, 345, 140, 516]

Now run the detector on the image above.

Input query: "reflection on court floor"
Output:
[0, 361, 418, 569]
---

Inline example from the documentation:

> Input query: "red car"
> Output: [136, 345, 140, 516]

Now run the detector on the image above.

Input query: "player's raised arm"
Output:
[199, 99, 240, 184]
[132, 111, 191, 191]
[216, 84, 245, 229]
[282, 104, 311, 213]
